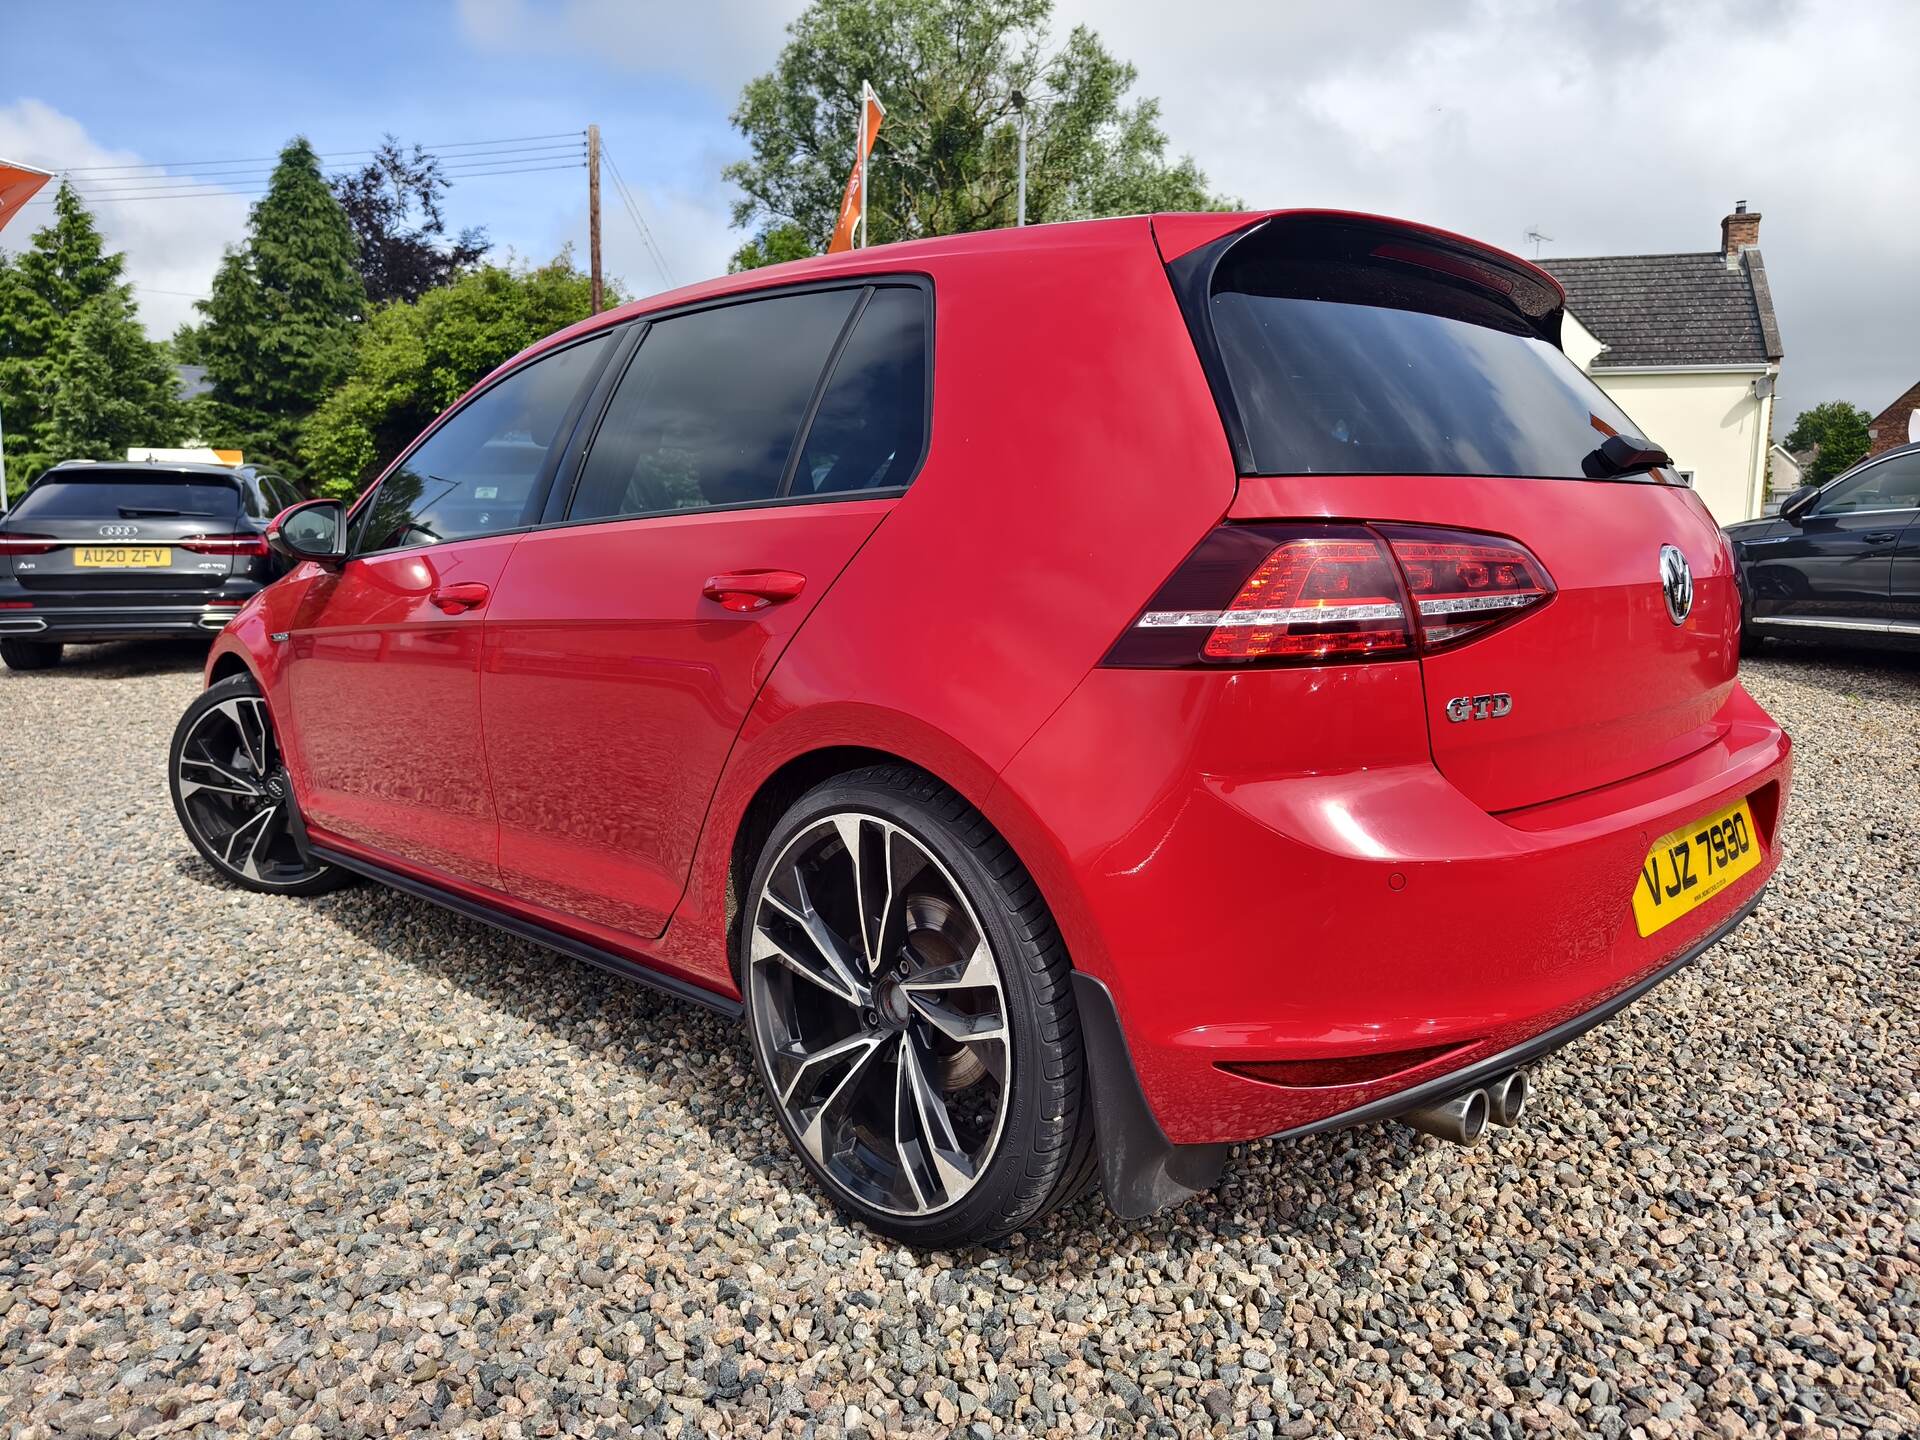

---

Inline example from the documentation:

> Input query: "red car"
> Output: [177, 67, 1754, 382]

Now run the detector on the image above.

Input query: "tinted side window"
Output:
[358, 335, 609, 553]
[568, 290, 859, 521]
[1819, 455, 1920, 513]
[794, 287, 928, 497]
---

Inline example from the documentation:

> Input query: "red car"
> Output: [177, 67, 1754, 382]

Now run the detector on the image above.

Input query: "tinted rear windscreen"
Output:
[1204, 220, 1669, 481]
[12, 476, 243, 519]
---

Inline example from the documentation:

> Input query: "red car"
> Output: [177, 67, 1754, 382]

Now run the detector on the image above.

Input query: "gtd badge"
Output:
[1446, 693, 1513, 723]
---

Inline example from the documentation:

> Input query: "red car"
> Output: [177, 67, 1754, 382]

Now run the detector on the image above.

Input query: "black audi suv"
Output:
[1728, 441, 1920, 651]
[0, 460, 296, 671]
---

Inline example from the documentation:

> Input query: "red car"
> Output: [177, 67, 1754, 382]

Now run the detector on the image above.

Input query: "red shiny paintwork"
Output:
[208, 210, 1790, 1149]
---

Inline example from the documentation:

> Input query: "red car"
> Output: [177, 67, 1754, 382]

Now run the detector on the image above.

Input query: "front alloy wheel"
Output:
[743, 767, 1095, 1245]
[168, 674, 347, 895]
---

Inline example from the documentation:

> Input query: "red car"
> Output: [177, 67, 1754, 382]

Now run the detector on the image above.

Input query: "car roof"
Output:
[494, 207, 1565, 383]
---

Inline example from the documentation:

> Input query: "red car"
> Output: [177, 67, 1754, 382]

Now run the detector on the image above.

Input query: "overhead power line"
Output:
[61, 142, 585, 192]
[601, 144, 675, 291]
[57, 132, 585, 175]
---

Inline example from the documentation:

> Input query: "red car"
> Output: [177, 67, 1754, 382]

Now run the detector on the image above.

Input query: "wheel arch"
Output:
[724, 744, 966, 986]
[206, 650, 256, 688]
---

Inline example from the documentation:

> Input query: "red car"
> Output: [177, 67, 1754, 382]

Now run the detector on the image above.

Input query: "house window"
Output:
[1672, 470, 1696, 488]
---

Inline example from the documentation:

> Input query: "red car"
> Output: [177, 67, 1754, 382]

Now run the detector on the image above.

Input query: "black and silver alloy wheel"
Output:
[168, 674, 347, 895]
[743, 766, 1095, 1245]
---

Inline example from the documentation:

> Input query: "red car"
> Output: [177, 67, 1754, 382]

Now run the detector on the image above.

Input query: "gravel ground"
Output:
[1, 640, 1916, 1440]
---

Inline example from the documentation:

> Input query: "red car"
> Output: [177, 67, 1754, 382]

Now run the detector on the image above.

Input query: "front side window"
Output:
[1817, 454, 1920, 514]
[567, 289, 860, 522]
[793, 287, 928, 497]
[356, 334, 609, 554]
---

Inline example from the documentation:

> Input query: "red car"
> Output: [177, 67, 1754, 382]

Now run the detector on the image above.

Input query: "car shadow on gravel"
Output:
[1747, 640, 1920, 681]
[5, 638, 211, 681]
[281, 872, 1433, 1262]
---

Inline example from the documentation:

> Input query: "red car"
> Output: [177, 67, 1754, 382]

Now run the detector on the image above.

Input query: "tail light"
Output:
[1103, 522, 1553, 668]
[1377, 525, 1554, 648]
[0, 534, 56, 555]
[182, 533, 270, 556]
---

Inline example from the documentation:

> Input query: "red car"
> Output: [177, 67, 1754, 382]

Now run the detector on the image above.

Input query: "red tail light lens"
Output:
[1378, 526, 1554, 649]
[182, 534, 270, 556]
[1103, 522, 1554, 668]
[1105, 524, 1412, 667]
[0, 534, 57, 555]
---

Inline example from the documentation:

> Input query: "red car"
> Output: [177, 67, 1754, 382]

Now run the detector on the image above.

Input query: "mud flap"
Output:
[1072, 972, 1231, 1219]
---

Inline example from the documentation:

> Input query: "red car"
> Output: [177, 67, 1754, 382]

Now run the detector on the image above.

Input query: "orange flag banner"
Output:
[0, 160, 53, 236]
[827, 83, 886, 254]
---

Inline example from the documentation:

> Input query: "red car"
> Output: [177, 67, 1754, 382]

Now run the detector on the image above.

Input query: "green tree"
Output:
[48, 290, 184, 461]
[0, 182, 171, 500]
[184, 138, 364, 477]
[725, 0, 1230, 267]
[301, 254, 604, 498]
[1785, 401, 1872, 485]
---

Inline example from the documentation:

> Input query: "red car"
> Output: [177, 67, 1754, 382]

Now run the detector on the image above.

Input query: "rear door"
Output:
[1750, 452, 1919, 627]
[1177, 214, 1741, 812]
[279, 332, 613, 884]
[2, 468, 252, 599]
[482, 283, 929, 940]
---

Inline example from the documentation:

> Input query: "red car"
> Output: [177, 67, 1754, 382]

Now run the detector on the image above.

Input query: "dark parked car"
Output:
[1728, 441, 1920, 649]
[0, 460, 296, 670]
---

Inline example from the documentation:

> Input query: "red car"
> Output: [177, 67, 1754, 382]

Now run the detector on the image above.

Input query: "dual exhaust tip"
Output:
[1400, 1068, 1528, 1145]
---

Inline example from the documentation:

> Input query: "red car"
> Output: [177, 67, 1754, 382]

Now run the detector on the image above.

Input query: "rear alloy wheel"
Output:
[0, 639, 62, 672]
[168, 674, 349, 895]
[743, 766, 1095, 1245]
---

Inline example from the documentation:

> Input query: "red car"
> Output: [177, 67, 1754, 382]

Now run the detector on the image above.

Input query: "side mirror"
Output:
[268, 498, 347, 567]
[1779, 484, 1821, 525]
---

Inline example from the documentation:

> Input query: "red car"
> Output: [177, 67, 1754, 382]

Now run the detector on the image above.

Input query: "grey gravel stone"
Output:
[1, 640, 1916, 1439]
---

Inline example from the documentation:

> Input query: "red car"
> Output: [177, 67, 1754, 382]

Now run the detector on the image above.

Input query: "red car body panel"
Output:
[207, 208, 1791, 1167]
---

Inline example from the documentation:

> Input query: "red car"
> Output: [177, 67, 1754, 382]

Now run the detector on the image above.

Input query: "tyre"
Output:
[741, 765, 1096, 1246]
[0, 638, 63, 671]
[168, 673, 351, 895]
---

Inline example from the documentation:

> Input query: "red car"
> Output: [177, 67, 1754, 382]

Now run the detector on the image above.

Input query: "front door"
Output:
[279, 332, 614, 884]
[482, 282, 931, 942]
[1750, 452, 1920, 626]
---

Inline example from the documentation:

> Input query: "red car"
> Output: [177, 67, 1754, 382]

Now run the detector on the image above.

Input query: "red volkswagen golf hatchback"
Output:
[169, 211, 1790, 1245]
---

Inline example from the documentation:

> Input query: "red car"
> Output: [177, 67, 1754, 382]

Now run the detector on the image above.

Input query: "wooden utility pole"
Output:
[587, 124, 603, 314]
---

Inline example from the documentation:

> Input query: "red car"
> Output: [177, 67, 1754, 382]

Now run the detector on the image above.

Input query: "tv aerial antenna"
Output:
[1524, 225, 1553, 258]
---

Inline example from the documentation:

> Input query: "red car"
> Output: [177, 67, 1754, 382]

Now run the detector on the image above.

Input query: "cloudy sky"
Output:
[4, 0, 1915, 429]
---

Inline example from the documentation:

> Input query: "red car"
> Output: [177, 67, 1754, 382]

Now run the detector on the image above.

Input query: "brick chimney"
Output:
[1721, 200, 1761, 263]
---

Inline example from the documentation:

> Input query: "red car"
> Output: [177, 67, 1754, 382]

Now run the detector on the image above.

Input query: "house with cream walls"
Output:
[1541, 203, 1783, 524]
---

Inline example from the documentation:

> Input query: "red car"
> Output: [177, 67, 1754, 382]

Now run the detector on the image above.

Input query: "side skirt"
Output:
[309, 844, 745, 1020]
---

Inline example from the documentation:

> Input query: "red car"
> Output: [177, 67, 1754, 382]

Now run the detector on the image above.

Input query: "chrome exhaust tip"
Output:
[1401, 1088, 1490, 1145]
[1485, 1069, 1529, 1127]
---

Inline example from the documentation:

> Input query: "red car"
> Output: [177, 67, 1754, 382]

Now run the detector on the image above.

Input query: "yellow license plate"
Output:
[74, 546, 171, 567]
[1632, 797, 1761, 937]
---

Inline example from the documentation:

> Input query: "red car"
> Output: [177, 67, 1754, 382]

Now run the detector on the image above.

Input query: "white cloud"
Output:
[1052, 0, 1920, 418]
[455, 0, 799, 92]
[0, 99, 251, 340]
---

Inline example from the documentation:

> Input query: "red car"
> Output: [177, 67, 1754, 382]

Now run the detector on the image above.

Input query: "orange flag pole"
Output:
[828, 83, 886, 254]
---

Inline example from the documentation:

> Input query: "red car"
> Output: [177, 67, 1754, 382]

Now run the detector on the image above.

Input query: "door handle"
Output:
[428, 581, 491, 614]
[1864, 532, 1899, 545]
[702, 569, 807, 612]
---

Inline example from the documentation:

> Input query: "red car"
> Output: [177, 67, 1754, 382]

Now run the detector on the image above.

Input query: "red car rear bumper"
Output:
[994, 670, 1790, 1174]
